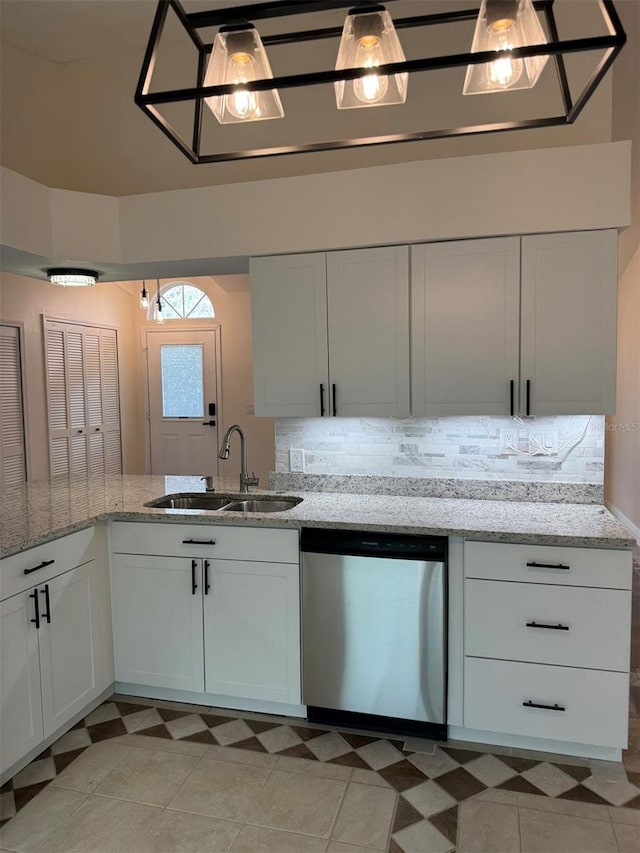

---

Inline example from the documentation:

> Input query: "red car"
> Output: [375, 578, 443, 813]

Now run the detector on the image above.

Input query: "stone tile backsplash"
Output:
[275, 415, 605, 484]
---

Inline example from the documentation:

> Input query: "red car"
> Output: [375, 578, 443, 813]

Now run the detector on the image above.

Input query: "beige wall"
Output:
[0, 271, 275, 484]
[0, 271, 145, 480]
[606, 0, 640, 534]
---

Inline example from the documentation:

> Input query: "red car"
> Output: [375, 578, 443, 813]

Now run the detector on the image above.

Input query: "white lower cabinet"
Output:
[0, 557, 108, 775]
[110, 523, 301, 708]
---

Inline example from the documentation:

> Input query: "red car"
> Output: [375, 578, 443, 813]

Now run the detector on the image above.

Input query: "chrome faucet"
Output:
[218, 424, 260, 493]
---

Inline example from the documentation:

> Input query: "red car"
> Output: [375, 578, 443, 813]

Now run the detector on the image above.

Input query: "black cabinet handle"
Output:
[41, 585, 51, 624]
[319, 384, 325, 417]
[523, 700, 565, 712]
[332, 383, 337, 416]
[526, 379, 531, 416]
[95, 427, 100, 432]
[182, 539, 216, 545]
[29, 590, 40, 629]
[24, 559, 55, 576]
[78, 429, 83, 434]
[526, 621, 570, 631]
[509, 379, 515, 417]
[191, 560, 198, 595]
[201, 420, 216, 426]
[526, 561, 570, 571]
[204, 560, 211, 595]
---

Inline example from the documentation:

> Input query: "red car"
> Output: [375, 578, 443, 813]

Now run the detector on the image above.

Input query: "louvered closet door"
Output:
[45, 321, 122, 478]
[0, 324, 27, 487]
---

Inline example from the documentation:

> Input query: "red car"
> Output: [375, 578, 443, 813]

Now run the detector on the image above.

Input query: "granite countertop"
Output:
[0, 475, 635, 560]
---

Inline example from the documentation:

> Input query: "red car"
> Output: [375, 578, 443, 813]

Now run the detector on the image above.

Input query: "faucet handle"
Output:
[246, 473, 260, 487]
[200, 476, 215, 492]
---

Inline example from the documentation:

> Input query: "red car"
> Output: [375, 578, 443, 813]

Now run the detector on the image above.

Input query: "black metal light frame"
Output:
[135, 0, 626, 164]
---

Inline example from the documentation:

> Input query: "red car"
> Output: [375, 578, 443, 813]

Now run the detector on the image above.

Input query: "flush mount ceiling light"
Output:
[47, 268, 99, 287]
[135, 0, 626, 164]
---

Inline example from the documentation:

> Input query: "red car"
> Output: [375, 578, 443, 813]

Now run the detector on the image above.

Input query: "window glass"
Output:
[157, 283, 215, 319]
[160, 344, 204, 417]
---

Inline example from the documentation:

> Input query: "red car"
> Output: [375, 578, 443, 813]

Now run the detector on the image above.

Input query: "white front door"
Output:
[146, 330, 220, 475]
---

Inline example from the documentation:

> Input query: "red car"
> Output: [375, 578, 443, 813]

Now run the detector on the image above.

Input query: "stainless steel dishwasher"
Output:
[301, 528, 447, 739]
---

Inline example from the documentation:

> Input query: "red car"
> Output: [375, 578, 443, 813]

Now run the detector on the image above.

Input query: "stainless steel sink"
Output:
[144, 493, 301, 513]
[221, 498, 302, 513]
[144, 494, 236, 510]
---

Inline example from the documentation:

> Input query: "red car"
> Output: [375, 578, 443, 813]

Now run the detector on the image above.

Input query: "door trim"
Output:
[142, 326, 223, 475]
[0, 320, 31, 483]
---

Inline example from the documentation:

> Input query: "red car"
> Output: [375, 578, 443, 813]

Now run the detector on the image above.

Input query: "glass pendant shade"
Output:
[140, 284, 149, 310]
[204, 23, 284, 124]
[334, 4, 408, 109]
[463, 0, 549, 95]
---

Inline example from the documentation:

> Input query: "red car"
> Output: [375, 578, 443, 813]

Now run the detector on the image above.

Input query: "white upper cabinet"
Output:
[251, 253, 328, 418]
[327, 247, 410, 418]
[411, 238, 520, 416]
[520, 230, 618, 415]
[251, 247, 410, 418]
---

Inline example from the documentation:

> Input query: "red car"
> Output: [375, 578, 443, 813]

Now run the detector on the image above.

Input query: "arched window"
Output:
[150, 282, 215, 320]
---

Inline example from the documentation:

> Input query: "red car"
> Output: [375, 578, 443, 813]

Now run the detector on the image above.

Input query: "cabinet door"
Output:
[520, 230, 618, 415]
[0, 592, 44, 772]
[251, 254, 329, 417]
[411, 238, 520, 416]
[111, 555, 204, 692]
[38, 561, 103, 737]
[204, 560, 300, 704]
[327, 247, 410, 417]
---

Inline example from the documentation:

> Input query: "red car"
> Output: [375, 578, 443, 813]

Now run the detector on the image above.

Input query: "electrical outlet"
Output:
[243, 403, 255, 415]
[529, 428, 558, 454]
[500, 429, 517, 454]
[289, 448, 305, 473]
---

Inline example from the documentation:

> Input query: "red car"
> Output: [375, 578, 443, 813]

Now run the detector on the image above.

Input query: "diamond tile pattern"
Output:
[2, 688, 640, 847]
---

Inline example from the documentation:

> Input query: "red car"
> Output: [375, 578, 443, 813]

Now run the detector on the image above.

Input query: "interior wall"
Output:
[0, 272, 145, 480]
[606, 0, 640, 534]
[124, 276, 275, 485]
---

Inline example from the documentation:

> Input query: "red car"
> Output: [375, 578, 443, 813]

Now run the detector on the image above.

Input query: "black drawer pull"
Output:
[509, 379, 515, 417]
[191, 560, 198, 595]
[41, 585, 52, 624]
[24, 559, 55, 576]
[29, 590, 40, 629]
[526, 621, 570, 631]
[204, 560, 211, 595]
[182, 539, 216, 545]
[525, 379, 531, 416]
[332, 383, 337, 417]
[523, 700, 565, 712]
[526, 561, 570, 571]
[319, 383, 325, 417]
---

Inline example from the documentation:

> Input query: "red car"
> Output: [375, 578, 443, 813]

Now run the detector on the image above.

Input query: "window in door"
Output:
[0, 323, 27, 487]
[160, 345, 205, 418]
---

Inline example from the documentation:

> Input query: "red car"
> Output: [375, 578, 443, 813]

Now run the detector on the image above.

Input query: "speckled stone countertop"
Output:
[0, 475, 635, 560]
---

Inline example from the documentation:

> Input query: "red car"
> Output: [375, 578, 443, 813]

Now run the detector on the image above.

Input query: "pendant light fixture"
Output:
[47, 268, 99, 287]
[334, 3, 407, 109]
[204, 22, 284, 123]
[463, 0, 549, 95]
[140, 281, 149, 310]
[153, 280, 165, 323]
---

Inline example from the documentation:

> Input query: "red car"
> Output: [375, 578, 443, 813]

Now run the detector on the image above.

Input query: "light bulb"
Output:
[353, 35, 389, 104]
[153, 300, 164, 323]
[140, 287, 149, 310]
[225, 51, 259, 120]
[486, 18, 523, 89]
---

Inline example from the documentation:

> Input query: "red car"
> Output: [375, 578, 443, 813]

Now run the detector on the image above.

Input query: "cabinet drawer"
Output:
[465, 579, 631, 671]
[110, 522, 299, 564]
[464, 657, 628, 748]
[0, 528, 95, 602]
[465, 541, 631, 589]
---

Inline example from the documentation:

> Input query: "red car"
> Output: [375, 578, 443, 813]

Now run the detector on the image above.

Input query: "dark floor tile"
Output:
[34, 747, 52, 761]
[389, 840, 403, 853]
[53, 747, 87, 774]
[500, 755, 541, 773]
[435, 767, 486, 801]
[182, 730, 217, 745]
[339, 732, 379, 749]
[157, 707, 190, 722]
[619, 794, 640, 809]
[87, 718, 127, 743]
[429, 804, 459, 844]
[201, 713, 237, 729]
[379, 759, 430, 792]
[441, 747, 480, 765]
[245, 719, 279, 735]
[553, 763, 591, 783]
[558, 785, 609, 805]
[137, 723, 172, 740]
[229, 736, 268, 752]
[329, 752, 369, 769]
[0, 781, 14, 794]
[393, 796, 424, 833]
[497, 776, 544, 795]
[13, 781, 50, 812]
[291, 725, 325, 742]
[70, 719, 86, 731]
[626, 770, 640, 786]
[277, 743, 316, 760]
[114, 701, 148, 717]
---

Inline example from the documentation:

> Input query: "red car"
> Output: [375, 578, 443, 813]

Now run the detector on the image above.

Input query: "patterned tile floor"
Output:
[1, 547, 638, 851]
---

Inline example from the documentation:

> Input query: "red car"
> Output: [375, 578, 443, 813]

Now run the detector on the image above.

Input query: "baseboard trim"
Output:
[608, 504, 640, 545]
